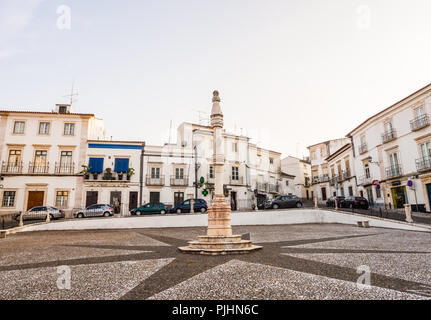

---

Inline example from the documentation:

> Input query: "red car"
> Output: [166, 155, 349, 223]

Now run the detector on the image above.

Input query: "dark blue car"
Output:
[170, 199, 208, 214]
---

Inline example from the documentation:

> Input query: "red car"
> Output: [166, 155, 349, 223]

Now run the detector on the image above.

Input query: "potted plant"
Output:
[127, 167, 135, 180]
[104, 167, 113, 180]
[79, 165, 90, 180]
[118, 171, 124, 180]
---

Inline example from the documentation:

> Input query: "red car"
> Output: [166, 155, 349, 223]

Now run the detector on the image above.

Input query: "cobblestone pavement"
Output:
[0, 224, 430, 300]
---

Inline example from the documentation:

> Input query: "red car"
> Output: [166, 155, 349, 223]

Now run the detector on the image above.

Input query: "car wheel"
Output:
[77, 213, 84, 218]
[176, 209, 182, 214]
[200, 207, 206, 213]
[136, 211, 142, 216]
[296, 202, 303, 208]
[272, 204, 279, 210]
[160, 210, 166, 214]
[104, 212, 110, 217]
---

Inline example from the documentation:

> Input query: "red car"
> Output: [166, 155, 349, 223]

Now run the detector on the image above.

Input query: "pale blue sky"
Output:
[1, 0, 431, 158]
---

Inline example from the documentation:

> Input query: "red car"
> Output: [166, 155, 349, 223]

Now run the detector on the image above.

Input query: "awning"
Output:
[88, 157, 104, 173]
[114, 158, 129, 173]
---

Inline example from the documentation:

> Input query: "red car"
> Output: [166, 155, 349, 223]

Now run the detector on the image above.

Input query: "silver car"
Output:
[15, 206, 65, 221]
[75, 204, 114, 218]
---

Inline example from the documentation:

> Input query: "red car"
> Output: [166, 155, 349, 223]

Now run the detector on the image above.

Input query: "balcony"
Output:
[358, 143, 368, 155]
[381, 130, 397, 144]
[416, 157, 431, 172]
[410, 114, 430, 131]
[385, 164, 403, 179]
[1, 161, 23, 174]
[358, 175, 373, 186]
[206, 174, 215, 184]
[85, 171, 131, 181]
[55, 163, 75, 174]
[320, 174, 330, 183]
[229, 176, 244, 185]
[28, 162, 49, 174]
[256, 182, 268, 192]
[170, 176, 189, 186]
[312, 176, 320, 184]
[268, 183, 280, 194]
[146, 175, 165, 186]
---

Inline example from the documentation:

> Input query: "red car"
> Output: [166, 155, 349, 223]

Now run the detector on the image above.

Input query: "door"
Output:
[174, 192, 184, 206]
[392, 187, 407, 209]
[321, 188, 327, 201]
[129, 191, 138, 211]
[367, 188, 374, 206]
[426, 184, 431, 211]
[150, 192, 160, 204]
[86, 191, 98, 207]
[230, 191, 237, 211]
[110, 192, 121, 214]
[27, 191, 44, 210]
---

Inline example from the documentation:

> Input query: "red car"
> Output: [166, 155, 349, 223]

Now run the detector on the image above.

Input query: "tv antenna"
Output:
[63, 83, 79, 106]
[194, 109, 209, 126]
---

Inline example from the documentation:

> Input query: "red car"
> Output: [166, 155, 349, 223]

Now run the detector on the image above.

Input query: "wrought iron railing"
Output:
[268, 183, 280, 193]
[382, 130, 397, 144]
[410, 114, 430, 131]
[28, 162, 49, 174]
[385, 164, 403, 179]
[146, 175, 165, 186]
[55, 163, 75, 174]
[170, 176, 189, 186]
[229, 176, 244, 185]
[359, 143, 368, 155]
[358, 175, 373, 186]
[1, 161, 23, 174]
[416, 157, 431, 171]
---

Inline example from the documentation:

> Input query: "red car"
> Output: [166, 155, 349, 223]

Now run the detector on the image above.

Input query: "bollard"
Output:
[314, 197, 318, 209]
[46, 210, 51, 223]
[254, 197, 258, 211]
[404, 204, 413, 223]
[335, 198, 339, 211]
[190, 199, 195, 214]
[19, 211, 23, 227]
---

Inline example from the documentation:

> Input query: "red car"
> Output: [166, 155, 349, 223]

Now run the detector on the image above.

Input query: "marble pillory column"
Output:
[178, 91, 262, 255]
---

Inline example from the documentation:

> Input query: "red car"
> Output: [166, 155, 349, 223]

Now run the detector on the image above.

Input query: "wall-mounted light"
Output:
[367, 156, 380, 166]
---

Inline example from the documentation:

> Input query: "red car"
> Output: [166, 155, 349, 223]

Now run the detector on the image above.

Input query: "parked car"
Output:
[326, 196, 345, 207]
[75, 204, 114, 218]
[130, 203, 167, 215]
[340, 196, 369, 209]
[14, 206, 65, 221]
[170, 199, 208, 214]
[265, 195, 303, 210]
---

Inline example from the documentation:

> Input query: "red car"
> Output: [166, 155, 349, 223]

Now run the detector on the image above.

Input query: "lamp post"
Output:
[179, 91, 262, 255]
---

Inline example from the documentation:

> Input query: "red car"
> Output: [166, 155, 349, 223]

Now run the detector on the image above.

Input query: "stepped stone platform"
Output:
[178, 235, 262, 255]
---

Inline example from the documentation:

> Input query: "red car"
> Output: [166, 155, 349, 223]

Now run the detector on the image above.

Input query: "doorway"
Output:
[391, 186, 407, 209]
[86, 191, 98, 207]
[129, 191, 138, 211]
[426, 184, 431, 211]
[321, 188, 327, 201]
[110, 191, 122, 214]
[230, 191, 237, 211]
[150, 192, 160, 204]
[174, 192, 184, 205]
[27, 191, 44, 210]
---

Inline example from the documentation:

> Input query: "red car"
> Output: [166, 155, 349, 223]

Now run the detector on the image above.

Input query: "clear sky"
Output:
[1, 0, 431, 158]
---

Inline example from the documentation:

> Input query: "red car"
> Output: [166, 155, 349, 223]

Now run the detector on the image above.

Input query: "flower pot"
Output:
[93, 173, 98, 180]
[118, 173, 123, 180]
[84, 174, 90, 180]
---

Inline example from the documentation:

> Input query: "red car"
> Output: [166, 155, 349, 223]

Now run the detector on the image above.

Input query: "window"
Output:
[365, 163, 371, 179]
[209, 166, 214, 179]
[286, 180, 289, 186]
[415, 106, 425, 119]
[385, 121, 393, 133]
[151, 167, 160, 178]
[59, 151, 73, 172]
[232, 166, 239, 180]
[8, 150, 21, 165]
[2, 191, 16, 207]
[34, 150, 47, 166]
[175, 168, 184, 179]
[270, 158, 274, 165]
[56, 191, 68, 207]
[39, 122, 50, 135]
[232, 142, 238, 152]
[348, 186, 353, 197]
[64, 123, 75, 135]
[13, 121, 25, 134]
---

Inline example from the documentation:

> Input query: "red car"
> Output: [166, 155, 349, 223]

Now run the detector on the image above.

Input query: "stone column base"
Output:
[178, 235, 262, 255]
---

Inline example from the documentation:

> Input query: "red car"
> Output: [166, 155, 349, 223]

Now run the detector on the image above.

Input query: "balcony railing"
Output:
[312, 176, 320, 184]
[1, 161, 23, 174]
[55, 163, 75, 174]
[416, 157, 431, 171]
[28, 162, 49, 174]
[385, 164, 403, 179]
[358, 175, 373, 186]
[229, 176, 244, 185]
[359, 143, 368, 155]
[410, 114, 430, 131]
[85, 172, 131, 181]
[170, 176, 189, 186]
[381, 130, 397, 144]
[268, 183, 280, 193]
[146, 175, 165, 186]
[257, 182, 268, 192]
[320, 174, 330, 183]
[207, 174, 215, 184]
